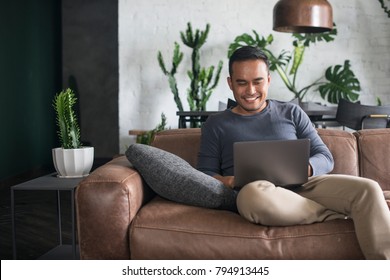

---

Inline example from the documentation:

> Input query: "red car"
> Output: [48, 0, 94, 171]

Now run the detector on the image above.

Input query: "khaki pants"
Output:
[236, 174, 390, 260]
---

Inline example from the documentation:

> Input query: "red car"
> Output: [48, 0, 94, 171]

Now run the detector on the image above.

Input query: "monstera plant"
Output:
[228, 25, 361, 104]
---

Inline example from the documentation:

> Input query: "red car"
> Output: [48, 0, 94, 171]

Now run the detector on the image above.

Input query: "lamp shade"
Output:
[273, 0, 333, 33]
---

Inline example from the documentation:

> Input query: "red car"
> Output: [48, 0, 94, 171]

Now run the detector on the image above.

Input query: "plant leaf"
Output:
[318, 60, 361, 104]
[227, 31, 274, 58]
[290, 43, 305, 75]
[292, 24, 337, 47]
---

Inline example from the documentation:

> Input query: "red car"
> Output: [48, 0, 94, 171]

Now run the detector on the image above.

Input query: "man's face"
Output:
[227, 59, 271, 115]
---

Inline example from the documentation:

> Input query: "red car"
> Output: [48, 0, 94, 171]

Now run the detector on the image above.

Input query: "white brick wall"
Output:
[118, 0, 390, 153]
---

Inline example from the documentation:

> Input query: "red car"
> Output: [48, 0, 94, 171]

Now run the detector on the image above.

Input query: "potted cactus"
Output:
[52, 88, 94, 178]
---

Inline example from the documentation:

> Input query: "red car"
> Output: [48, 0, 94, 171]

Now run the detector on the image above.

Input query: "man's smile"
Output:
[243, 95, 260, 102]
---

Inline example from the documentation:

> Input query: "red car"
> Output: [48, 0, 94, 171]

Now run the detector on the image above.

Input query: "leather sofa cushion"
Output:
[130, 197, 364, 260]
[355, 129, 390, 190]
[152, 128, 201, 167]
[317, 129, 358, 176]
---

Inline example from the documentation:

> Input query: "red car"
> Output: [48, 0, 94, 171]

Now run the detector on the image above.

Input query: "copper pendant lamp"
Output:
[273, 0, 333, 33]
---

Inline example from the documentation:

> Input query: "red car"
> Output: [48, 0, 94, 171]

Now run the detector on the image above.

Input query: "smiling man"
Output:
[228, 55, 270, 115]
[197, 46, 329, 187]
[197, 46, 390, 259]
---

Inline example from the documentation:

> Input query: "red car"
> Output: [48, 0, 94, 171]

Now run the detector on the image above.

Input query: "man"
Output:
[197, 46, 390, 259]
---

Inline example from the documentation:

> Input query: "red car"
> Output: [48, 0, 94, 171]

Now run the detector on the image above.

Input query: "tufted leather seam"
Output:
[132, 225, 355, 240]
[82, 172, 140, 185]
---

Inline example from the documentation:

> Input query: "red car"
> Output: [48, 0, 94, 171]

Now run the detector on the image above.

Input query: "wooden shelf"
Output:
[129, 130, 148, 136]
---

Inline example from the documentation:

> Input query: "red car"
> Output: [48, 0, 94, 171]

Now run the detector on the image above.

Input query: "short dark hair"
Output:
[228, 46, 270, 76]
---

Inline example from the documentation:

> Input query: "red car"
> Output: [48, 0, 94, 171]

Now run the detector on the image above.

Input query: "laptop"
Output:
[234, 139, 310, 188]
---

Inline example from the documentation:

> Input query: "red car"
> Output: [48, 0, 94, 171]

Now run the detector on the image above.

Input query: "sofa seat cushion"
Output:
[130, 197, 364, 260]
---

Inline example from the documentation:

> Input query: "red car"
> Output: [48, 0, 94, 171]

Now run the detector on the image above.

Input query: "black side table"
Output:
[11, 174, 83, 259]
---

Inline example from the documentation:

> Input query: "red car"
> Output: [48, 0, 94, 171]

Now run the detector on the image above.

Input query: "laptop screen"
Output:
[234, 139, 310, 188]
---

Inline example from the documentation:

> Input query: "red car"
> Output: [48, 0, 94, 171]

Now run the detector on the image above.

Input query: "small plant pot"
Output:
[52, 147, 94, 178]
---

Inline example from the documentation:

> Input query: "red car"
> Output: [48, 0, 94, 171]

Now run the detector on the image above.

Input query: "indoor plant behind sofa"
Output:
[75, 128, 390, 259]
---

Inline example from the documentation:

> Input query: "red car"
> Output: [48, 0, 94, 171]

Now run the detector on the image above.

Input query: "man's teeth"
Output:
[245, 96, 258, 101]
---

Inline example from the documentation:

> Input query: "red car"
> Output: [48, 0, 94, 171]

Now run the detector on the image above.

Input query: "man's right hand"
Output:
[213, 175, 235, 189]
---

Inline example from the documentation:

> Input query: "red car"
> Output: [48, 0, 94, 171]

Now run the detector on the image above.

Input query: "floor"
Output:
[0, 159, 110, 260]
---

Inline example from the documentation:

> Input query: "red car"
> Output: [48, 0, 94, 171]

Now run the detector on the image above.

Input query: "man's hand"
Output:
[308, 164, 313, 177]
[384, 191, 390, 210]
[213, 175, 235, 189]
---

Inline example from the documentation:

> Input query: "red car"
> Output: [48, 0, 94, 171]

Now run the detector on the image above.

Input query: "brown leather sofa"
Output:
[75, 128, 390, 259]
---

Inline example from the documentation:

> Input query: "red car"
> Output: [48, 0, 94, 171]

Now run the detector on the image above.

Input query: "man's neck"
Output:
[231, 100, 268, 116]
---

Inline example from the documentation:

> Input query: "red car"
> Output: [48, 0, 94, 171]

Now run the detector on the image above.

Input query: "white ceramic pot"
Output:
[52, 147, 94, 178]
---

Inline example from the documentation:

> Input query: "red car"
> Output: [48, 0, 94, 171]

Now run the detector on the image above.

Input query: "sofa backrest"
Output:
[354, 129, 390, 191]
[152, 128, 201, 168]
[317, 129, 358, 176]
[152, 128, 359, 174]
[152, 128, 390, 190]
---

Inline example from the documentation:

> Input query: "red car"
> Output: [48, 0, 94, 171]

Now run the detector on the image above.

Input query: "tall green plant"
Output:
[157, 42, 184, 111]
[379, 0, 390, 17]
[158, 22, 223, 112]
[228, 25, 361, 104]
[53, 88, 82, 149]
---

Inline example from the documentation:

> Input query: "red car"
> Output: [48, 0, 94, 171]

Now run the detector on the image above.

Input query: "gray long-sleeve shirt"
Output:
[197, 99, 334, 177]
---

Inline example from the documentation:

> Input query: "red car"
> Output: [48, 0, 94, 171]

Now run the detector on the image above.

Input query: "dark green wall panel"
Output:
[0, 0, 61, 180]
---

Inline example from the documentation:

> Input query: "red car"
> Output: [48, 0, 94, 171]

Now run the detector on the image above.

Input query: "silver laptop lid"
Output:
[234, 139, 310, 188]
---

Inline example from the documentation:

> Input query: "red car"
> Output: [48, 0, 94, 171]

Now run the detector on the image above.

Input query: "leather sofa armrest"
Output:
[75, 156, 153, 259]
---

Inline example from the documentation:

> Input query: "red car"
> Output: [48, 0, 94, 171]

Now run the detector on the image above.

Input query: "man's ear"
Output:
[227, 76, 233, 90]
